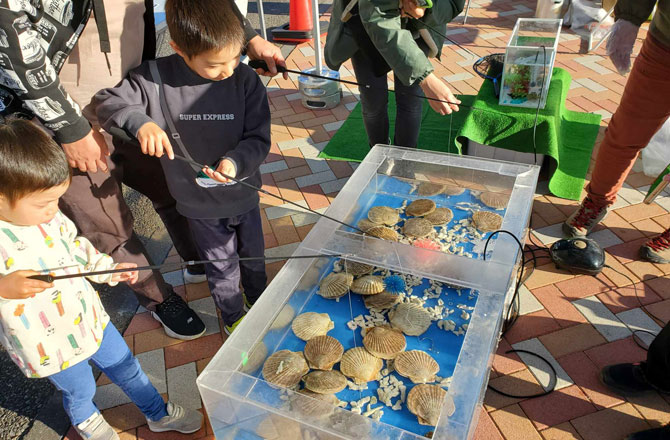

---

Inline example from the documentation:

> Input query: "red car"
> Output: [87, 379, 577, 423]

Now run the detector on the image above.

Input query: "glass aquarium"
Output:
[499, 18, 562, 109]
[197, 146, 540, 439]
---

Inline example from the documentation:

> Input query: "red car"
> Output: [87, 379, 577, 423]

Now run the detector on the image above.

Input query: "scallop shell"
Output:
[389, 303, 432, 336]
[479, 192, 510, 210]
[394, 350, 439, 383]
[256, 414, 303, 440]
[424, 207, 453, 225]
[358, 218, 377, 232]
[364, 290, 401, 310]
[472, 211, 503, 232]
[303, 370, 347, 394]
[417, 182, 446, 197]
[362, 326, 406, 359]
[262, 350, 309, 387]
[342, 260, 374, 276]
[269, 305, 295, 331]
[340, 347, 383, 384]
[351, 275, 385, 295]
[365, 225, 399, 241]
[241, 342, 268, 374]
[292, 389, 339, 419]
[318, 272, 353, 299]
[304, 335, 344, 370]
[407, 384, 447, 426]
[403, 218, 434, 238]
[443, 184, 465, 196]
[406, 199, 436, 217]
[368, 206, 399, 226]
[292, 312, 335, 341]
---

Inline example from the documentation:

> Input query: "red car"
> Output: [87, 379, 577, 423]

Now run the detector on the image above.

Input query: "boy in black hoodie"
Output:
[96, 0, 271, 335]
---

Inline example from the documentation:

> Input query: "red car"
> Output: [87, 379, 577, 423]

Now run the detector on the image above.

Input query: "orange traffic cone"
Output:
[271, 0, 313, 43]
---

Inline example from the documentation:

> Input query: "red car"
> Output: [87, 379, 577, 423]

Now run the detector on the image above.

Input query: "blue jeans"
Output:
[48, 323, 168, 426]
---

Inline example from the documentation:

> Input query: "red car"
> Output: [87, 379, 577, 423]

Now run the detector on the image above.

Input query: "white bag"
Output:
[641, 118, 670, 177]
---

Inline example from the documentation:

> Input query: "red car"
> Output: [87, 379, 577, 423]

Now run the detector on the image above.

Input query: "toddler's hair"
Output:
[0, 118, 71, 205]
[166, 0, 245, 58]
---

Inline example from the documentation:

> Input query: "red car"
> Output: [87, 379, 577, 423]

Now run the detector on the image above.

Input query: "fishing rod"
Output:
[29, 253, 345, 283]
[107, 127, 366, 234]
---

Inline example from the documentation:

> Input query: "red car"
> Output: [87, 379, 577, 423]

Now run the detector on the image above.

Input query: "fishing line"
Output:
[107, 127, 366, 234]
[29, 253, 346, 283]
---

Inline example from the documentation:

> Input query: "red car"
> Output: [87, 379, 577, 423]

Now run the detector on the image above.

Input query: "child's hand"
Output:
[202, 159, 237, 183]
[0, 270, 53, 300]
[137, 122, 175, 160]
[111, 263, 139, 284]
[401, 0, 424, 18]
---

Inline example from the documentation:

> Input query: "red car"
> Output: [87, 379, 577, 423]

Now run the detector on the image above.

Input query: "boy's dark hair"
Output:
[0, 118, 71, 205]
[166, 0, 245, 58]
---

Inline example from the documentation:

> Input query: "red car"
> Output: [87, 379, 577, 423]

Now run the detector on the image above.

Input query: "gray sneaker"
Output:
[146, 402, 203, 434]
[75, 413, 119, 440]
[563, 197, 609, 238]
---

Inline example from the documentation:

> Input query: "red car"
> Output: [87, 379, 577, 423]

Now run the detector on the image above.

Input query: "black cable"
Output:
[487, 349, 558, 398]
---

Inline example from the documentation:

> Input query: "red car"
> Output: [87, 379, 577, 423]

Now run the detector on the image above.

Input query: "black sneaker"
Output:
[600, 363, 656, 397]
[625, 425, 670, 440]
[183, 264, 207, 284]
[152, 293, 206, 340]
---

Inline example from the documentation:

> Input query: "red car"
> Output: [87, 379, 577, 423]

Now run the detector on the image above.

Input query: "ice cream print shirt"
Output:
[0, 211, 116, 378]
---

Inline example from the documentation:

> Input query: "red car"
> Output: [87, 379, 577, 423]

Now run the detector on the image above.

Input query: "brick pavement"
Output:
[64, 0, 670, 438]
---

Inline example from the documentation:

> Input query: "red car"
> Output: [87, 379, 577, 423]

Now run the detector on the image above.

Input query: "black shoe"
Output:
[600, 363, 656, 397]
[183, 264, 207, 284]
[152, 293, 206, 340]
[624, 425, 670, 440]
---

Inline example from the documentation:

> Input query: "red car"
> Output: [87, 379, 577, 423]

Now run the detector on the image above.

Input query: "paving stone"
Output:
[162, 270, 184, 287]
[136, 348, 167, 395]
[305, 158, 331, 174]
[587, 228, 623, 250]
[94, 383, 132, 410]
[573, 295, 632, 341]
[299, 140, 328, 159]
[188, 296, 220, 336]
[557, 351, 624, 410]
[540, 422, 584, 440]
[345, 102, 358, 111]
[518, 285, 544, 316]
[511, 338, 573, 391]
[264, 242, 300, 259]
[584, 337, 648, 369]
[618, 184, 645, 205]
[538, 323, 606, 359]
[260, 160, 288, 174]
[290, 210, 324, 227]
[504, 309, 561, 345]
[320, 177, 349, 194]
[166, 362, 201, 410]
[299, 46, 315, 57]
[574, 78, 607, 93]
[484, 368, 545, 411]
[628, 392, 670, 428]
[295, 170, 336, 188]
[519, 385, 597, 430]
[323, 120, 344, 132]
[480, 31, 505, 40]
[571, 403, 651, 440]
[489, 404, 543, 440]
[285, 92, 302, 102]
[616, 308, 662, 348]
[443, 72, 474, 82]
[472, 408, 503, 439]
[265, 200, 309, 220]
[277, 137, 313, 151]
[531, 223, 564, 246]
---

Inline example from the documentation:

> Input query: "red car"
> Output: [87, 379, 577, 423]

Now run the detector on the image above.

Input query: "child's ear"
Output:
[169, 41, 188, 59]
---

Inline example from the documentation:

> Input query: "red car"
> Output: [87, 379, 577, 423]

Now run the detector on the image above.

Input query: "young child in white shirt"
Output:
[0, 118, 202, 440]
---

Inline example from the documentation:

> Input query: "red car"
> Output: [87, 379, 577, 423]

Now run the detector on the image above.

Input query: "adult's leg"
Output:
[91, 324, 168, 421]
[351, 51, 391, 146]
[643, 321, 670, 392]
[188, 217, 244, 325]
[393, 75, 424, 148]
[234, 206, 267, 304]
[586, 35, 670, 207]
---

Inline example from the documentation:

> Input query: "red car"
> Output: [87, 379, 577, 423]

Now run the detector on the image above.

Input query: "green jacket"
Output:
[324, 0, 465, 86]
[615, 0, 670, 48]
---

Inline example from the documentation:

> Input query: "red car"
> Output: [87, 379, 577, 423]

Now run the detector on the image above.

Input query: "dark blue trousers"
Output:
[187, 206, 267, 325]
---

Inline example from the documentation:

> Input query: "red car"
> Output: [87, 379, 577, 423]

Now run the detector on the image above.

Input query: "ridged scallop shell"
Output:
[403, 218, 434, 238]
[342, 260, 374, 276]
[367, 206, 399, 225]
[407, 384, 447, 426]
[292, 389, 339, 419]
[417, 182, 446, 197]
[362, 326, 406, 359]
[406, 199, 436, 217]
[269, 305, 295, 331]
[443, 184, 465, 196]
[389, 303, 432, 336]
[365, 225, 399, 241]
[394, 350, 439, 383]
[340, 347, 383, 384]
[318, 272, 353, 299]
[241, 342, 268, 374]
[424, 207, 453, 225]
[479, 192, 509, 210]
[256, 414, 303, 440]
[358, 218, 377, 232]
[304, 335, 344, 370]
[262, 350, 309, 387]
[472, 211, 503, 232]
[292, 312, 334, 341]
[303, 370, 347, 394]
[351, 275, 385, 295]
[364, 290, 401, 310]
